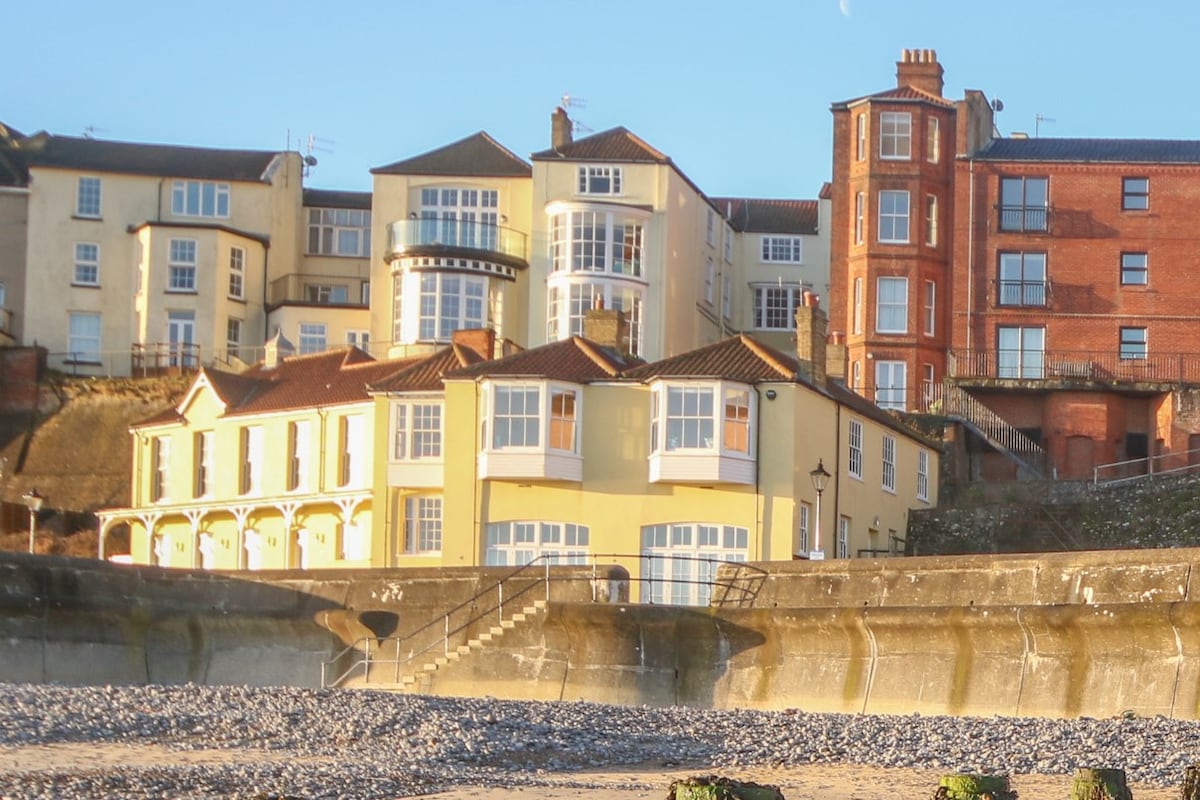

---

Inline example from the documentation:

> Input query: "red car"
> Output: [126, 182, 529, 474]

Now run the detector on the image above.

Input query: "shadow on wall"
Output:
[0, 551, 342, 687]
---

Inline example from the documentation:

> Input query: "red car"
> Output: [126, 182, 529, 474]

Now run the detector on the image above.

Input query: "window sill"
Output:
[63, 358, 102, 366]
[876, 240, 911, 245]
[165, 290, 198, 295]
[227, 296, 247, 304]
[874, 329, 909, 336]
[71, 283, 101, 289]
[71, 214, 103, 222]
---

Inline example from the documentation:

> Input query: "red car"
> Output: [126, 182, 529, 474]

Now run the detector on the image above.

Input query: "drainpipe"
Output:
[966, 160, 976, 355]
[753, 385, 764, 561]
[833, 401, 842, 553]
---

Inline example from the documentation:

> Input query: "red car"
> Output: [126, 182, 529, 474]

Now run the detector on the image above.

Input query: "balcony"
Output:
[268, 273, 368, 308]
[131, 342, 201, 376]
[386, 219, 528, 270]
[996, 279, 1049, 307]
[997, 205, 1049, 233]
[948, 349, 1200, 384]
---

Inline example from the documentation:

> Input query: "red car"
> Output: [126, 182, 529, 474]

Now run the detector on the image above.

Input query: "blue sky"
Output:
[8, 1, 1200, 200]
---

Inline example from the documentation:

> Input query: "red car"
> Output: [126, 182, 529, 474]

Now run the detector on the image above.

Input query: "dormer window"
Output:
[578, 166, 622, 195]
[479, 381, 582, 481]
[648, 381, 756, 485]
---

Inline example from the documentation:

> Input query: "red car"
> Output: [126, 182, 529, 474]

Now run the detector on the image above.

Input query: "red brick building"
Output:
[830, 50, 1200, 480]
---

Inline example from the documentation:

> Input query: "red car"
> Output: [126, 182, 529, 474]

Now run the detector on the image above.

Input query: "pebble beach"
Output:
[1, 683, 1197, 799]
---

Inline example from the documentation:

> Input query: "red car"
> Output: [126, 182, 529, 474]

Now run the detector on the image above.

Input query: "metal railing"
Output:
[268, 273, 368, 307]
[998, 205, 1049, 232]
[996, 279, 1049, 307]
[938, 381, 1054, 478]
[949, 349, 1200, 384]
[386, 219, 528, 263]
[130, 342, 202, 375]
[1093, 447, 1200, 487]
[319, 552, 769, 689]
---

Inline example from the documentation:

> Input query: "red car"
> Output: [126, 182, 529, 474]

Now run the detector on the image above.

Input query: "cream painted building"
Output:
[368, 133, 533, 359]
[0, 123, 27, 346]
[103, 338, 413, 569]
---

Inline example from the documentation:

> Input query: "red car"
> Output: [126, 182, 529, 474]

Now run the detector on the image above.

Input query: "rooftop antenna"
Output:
[82, 126, 108, 139]
[302, 134, 335, 176]
[1035, 113, 1056, 137]
[560, 94, 593, 135]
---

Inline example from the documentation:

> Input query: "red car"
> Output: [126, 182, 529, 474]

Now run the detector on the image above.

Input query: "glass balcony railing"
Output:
[386, 219, 527, 264]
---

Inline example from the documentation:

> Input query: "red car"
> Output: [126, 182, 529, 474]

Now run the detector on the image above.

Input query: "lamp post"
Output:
[22, 488, 44, 555]
[809, 460, 830, 560]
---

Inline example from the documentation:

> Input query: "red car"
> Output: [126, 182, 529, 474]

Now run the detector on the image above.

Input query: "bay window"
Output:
[648, 380, 757, 485]
[485, 521, 589, 566]
[391, 270, 493, 344]
[479, 380, 583, 481]
[546, 281, 644, 355]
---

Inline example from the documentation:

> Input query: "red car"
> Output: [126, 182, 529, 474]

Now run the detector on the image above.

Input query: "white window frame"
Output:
[704, 258, 715, 304]
[76, 176, 102, 218]
[650, 381, 756, 457]
[927, 117, 940, 163]
[761, 236, 803, 264]
[876, 276, 908, 334]
[548, 207, 645, 277]
[837, 517, 851, 559]
[854, 192, 864, 245]
[73, 242, 100, 286]
[640, 523, 749, 606]
[798, 502, 811, 555]
[404, 495, 443, 554]
[1120, 327, 1148, 361]
[339, 414, 366, 487]
[852, 277, 863, 335]
[68, 311, 101, 363]
[546, 280, 644, 355]
[167, 238, 197, 292]
[171, 180, 230, 218]
[998, 326, 1045, 379]
[307, 207, 372, 257]
[298, 322, 327, 355]
[917, 450, 930, 502]
[875, 360, 908, 410]
[485, 521, 590, 566]
[878, 190, 910, 243]
[925, 194, 938, 247]
[879, 112, 912, 160]
[848, 418, 863, 479]
[226, 317, 242, 361]
[393, 401, 443, 461]
[1121, 252, 1148, 286]
[228, 247, 245, 299]
[194, 430, 213, 499]
[484, 381, 581, 455]
[419, 272, 487, 342]
[752, 284, 804, 330]
[577, 165, 622, 196]
[152, 435, 170, 502]
[856, 113, 866, 161]
[346, 330, 370, 349]
[722, 276, 732, 319]
[923, 280, 936, 336]
[882, 434, 896, 493]
[240, 425, 263, 495]
[288, 419, 311, 492]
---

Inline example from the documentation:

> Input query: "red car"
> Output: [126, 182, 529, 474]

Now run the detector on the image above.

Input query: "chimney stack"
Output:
[262, 328, 295, 370]
[551, 107, 574, 152]
[451, 327, 496, 361]
[896, 48, 944, 97]
[584, 307, 631, 354]
[794, 291, 828, 386]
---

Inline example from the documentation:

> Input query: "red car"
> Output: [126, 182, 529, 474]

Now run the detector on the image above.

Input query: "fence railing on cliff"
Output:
[1093, 447, 1200, 487]
[948, 348, 1200, 384]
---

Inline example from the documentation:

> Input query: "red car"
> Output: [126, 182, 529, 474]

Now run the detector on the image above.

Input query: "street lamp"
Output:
[809, 460, 831, 560]
[22, 488, 44, 555]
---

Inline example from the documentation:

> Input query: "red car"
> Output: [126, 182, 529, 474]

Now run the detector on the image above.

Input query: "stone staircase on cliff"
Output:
[940, 382, 1056, 479]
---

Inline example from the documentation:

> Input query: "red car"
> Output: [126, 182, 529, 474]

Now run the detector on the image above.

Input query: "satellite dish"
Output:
[992, 99, 1005, 112]
[304, 155, 318, 167]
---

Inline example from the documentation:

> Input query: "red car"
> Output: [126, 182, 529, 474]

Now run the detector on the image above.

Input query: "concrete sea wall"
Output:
[6, 549, 1200, 719]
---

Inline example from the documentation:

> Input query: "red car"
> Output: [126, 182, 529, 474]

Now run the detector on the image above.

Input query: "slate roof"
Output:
[304, 188, 372, 209]
[372, 132, 531, 177]
[446, 337, 637, 382]
[624, 335, 799, 383]
[972, 137, 1200, 164]
[832, 86, 956, 110]
[368, 344, 488, 393]
[530, 127, 670, 163]
[19, 133, 283, 181]
[711, 197, 819, 235]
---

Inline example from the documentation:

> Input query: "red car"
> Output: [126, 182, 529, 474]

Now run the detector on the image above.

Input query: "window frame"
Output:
[403, 495, 443, 554]
[848, 418, 864, 479]
[485, 521, 590, 566]
[67, 311, 101, 364]
[287, 419, 311, 492]
[239, 425, 263, 495]
[760, 236, 803, 264]
[875, 360, 908, 410]
[999, 176, 1049, 232]
[307, 207, 372, 257]
[1119, 326, 1148, 361]
[577, 165, 622, 196]
[882, 434, 896, 493]
[1122, 177, 1149, 211]
[73, 242, 100, 286]
[854, 191, 865, 245]
[877, 190, 910, 243]
[194, 430, 213, 499]
[751, 284, 804, 330]
[879, 112, 912, 160]
[171, 180, 230, 219]
[852, 277, 863, 335]
[228, 247, 245, 299]
[151, 435, 170, 502]
[837, 516, 850, 559]
[484, 380, 582, 455]
[923, 280, 936, 336]
[917, 449, 930, 502]
[875, 276, 909, 334]
[998, 251, 1048, 306]
[393, 400, 444, 461]
[226, 317, 242, 361]
[650, 380, 755, 458]
[925, 194, 938, 247]
[298, 322, 327, 355]
[856, 113, 866, 161]
[997, 326, 1046, 379]
[167, 238, 197, 293]
[76, 176, 102, 218]
[1120, 252, 1148, 286]
[926, 117, 940, 163]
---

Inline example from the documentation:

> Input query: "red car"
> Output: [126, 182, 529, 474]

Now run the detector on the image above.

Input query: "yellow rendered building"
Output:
[103, 335, 414, 569]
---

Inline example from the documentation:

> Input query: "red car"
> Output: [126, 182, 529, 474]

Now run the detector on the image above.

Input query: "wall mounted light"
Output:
[765, 389, 777, 401]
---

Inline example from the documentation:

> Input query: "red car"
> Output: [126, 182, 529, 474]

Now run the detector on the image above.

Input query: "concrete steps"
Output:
[397, 601, 547, 691]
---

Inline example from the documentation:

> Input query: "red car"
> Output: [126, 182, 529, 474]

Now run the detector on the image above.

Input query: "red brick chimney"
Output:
[794, 290, 828, 386]
[551, 107, 573, 152]
[896, 48, 944, 97]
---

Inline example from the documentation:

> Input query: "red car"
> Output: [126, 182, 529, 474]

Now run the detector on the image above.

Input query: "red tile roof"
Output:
[833, 86, 956, 109]
[530, 127, 669, 163]
[711, 197, 819, 235]
[446, 337, 637, 382]
[369, 344, 487, 393]
[624, 335, 799, 383]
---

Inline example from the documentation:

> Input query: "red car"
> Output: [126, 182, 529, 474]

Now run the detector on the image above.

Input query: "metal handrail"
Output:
[939, 381, 1054, 478]
[1093, 447, 1200, 487]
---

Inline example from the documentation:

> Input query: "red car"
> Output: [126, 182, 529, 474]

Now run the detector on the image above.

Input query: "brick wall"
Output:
[0, 347, 45, 413]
